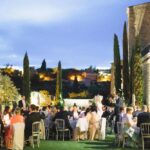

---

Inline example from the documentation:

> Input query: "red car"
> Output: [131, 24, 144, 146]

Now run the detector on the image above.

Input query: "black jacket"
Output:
[137, 112, 150, 127]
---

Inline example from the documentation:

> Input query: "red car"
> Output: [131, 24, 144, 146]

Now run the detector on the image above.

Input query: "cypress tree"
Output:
[113, 34, 121, 93]
[123, 22, 130, 103]
[23, 52, 30, 105]
[55, 61, 63, 105]
[40, 59, 47, 71]
[130, 48, 134, 105]
[131, 37, 143, 105]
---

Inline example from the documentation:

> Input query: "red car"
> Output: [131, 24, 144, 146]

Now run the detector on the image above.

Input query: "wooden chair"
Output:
[30, 121, 41, 148]
[141, 123, 150, 150]
[55, 119, 71, 141]
[116, 122, 124, 147]
[122, 123, 129, 148]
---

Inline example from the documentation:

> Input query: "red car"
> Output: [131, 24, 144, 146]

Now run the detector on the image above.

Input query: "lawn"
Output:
[24, 135, 137, 150]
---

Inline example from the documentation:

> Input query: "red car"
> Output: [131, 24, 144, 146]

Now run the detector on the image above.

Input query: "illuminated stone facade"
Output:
[127, 3, 150, 105]
[142, 45, 150, 106]
[127, 2, 150, 58]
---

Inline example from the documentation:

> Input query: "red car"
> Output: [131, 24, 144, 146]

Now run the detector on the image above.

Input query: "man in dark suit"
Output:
[18, 95, 26, 110]
[137, 105, 150, 127]
[53, 106, 72, 133]
[137, 105, 150, 148]
[25, 104, 41, 140]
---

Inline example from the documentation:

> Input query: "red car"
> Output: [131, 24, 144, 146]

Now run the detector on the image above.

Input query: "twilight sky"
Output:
[0, 0, 149, 69]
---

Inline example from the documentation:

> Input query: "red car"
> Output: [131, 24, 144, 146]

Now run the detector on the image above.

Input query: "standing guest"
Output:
[107, 94, 115, 107]
[3, 106, 12, 149]
[18, 95, 26, 111]
[114, 106, 125, 134]
[101, 105, 111, 119]
[114, 93, 122, 115]
[0, 112, 4, 138]
[94, 94, 103, 118]
[3, 106, 12, 127]
[88, 105, 100, 141]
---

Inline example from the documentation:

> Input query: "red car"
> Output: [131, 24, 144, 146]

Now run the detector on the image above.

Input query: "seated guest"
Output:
[5, 108, 24, 150]
[67, 106, 73, 119]
[53, 106, 72, 134]
[46, 105, 53, 128]
[51, 106, 58, 119]
[137, 105, 150, 127]
[137, 105, 150, 148]
[133, 101, 141, 117]
[25, 104, 41, 141]
[122, 107, 140, 147]
[79, 107, 86, 118]
[123, 107, 137, 128]
[72, 104, 79, 120]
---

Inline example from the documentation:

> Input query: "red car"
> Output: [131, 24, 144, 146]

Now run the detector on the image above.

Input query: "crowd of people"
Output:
[0, 94, 150, 149]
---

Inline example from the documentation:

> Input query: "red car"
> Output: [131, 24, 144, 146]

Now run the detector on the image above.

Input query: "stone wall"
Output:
[142, 46, 150, 106]
[127, 2, 150, 59]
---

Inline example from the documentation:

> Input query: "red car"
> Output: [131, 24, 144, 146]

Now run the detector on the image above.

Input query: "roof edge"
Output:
[128, 2, 150, 8]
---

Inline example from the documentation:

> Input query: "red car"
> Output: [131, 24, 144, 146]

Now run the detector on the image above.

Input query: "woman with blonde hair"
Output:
[88, 105, 100, 141]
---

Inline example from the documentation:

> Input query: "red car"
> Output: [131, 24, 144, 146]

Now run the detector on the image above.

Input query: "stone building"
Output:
[142, 45, 150, 106]
[127, 2, 150, 58]
[127, 2, 150, 106]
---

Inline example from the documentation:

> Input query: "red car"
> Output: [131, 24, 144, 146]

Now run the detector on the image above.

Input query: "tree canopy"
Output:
[0, 73, 19, 104]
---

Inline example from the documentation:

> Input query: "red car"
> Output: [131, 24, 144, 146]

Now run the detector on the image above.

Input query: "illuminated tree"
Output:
[0, 73, 19, 104]
[39, 90, 51, 106]
[23, 52, 31, 105]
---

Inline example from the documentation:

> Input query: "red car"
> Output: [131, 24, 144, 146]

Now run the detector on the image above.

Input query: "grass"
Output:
[24, 134, 138, 150]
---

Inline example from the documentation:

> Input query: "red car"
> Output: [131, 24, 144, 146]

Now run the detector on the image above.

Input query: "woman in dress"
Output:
[88, 105, 100, 141]
[122, 107, 140, 147]
[3, 106, 12, 149]
[5, 107, 24, 150]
